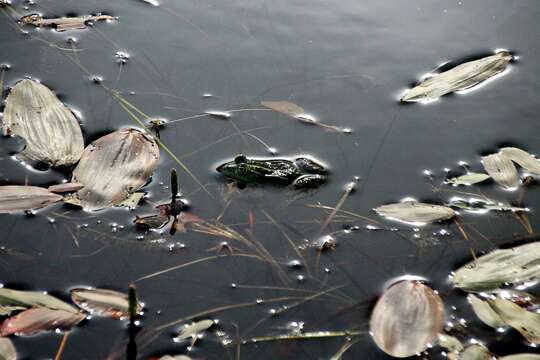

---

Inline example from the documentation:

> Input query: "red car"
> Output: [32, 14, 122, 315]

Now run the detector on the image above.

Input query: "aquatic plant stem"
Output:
[54, 331, 70, 360]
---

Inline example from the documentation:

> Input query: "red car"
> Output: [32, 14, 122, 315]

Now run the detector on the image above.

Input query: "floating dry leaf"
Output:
[174, 319, 214, 342]
[489, 298, 540, 344]
[467, 294, 505, 329]
[369, 280, 444, 358]
[448, 197, 527, 213]
[20, 13, 114, 31]
[500, 147, 540, 176]
[261, 101, 305, 118]
[401, 51, 512, 102]
[0, 186, 63, 214]
[373, 201, 455, 224]
[437, 334, 463, 360]
[47, 182, 84, 194]
[0, 308, 84, 336]
[118, 192, 145, 210]
[445, 173, 490, 186]
[3, 79, 84, 166]
[71, 288, 139, 319]
[66, 128, 159, 211]
[460, 344, 491, 360]
[481, 153, 519, 189]
[452, 242, 540, 291]
[0, 338, 16, 360]
[500, 355, 540, 360]
[0, 287, 79, 315]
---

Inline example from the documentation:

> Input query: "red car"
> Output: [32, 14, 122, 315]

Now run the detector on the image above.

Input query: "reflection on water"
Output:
[0, 0, 540, 358]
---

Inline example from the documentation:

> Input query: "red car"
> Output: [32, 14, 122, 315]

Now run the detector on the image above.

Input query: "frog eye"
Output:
[234, 154, 247, 164]
[237, 164, 247, 175]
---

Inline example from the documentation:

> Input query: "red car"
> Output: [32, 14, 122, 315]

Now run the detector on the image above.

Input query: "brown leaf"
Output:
[481, 153, 519, 188]
[20, 14, 114, 31]
[47, 182, 85, 194]
[261, 101, 305, 118]
[66, 128, 160, 211]
[0, 186, 62, 214]
[370, 280, 444, 358]
[71, 288, 138, 319]
[0, 308, 84, 336]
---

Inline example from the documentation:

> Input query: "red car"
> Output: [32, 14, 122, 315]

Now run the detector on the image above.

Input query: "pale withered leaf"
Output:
[47, 182, 84, 194]
[467, 294, 505, 329]
[20, 14, 114, 31]
[460, 344, 491, 360]
[3, 79, 84, 166]
[66, 128, 159, 211]
[452, 242, 540, 291]
[373, 201, 455, 224]
[261, 101, 305, 118]
[445, 173, 490, 186]
[437, 334, 463, 360]
[0, 338, 16, 360]
[0, 308, 84, 336]
[0, 186, 63, 214]
[401, 51, 512, 102]
[489, 298, 540, 344]
[0, 287, 79, 315]
[71, 288, 139, 319]
[369, 280, 444, 358]
[500, 355, 540, 360]
[481, 153, 519, 189]
[174, 319, 214, 342]
[500, 147, 540, 176]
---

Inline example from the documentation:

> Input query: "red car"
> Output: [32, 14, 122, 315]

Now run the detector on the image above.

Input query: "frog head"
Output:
[216, 154, 256, 184]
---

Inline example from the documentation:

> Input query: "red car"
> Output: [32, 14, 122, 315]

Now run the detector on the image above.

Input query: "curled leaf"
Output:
[0, 288, 78, 315]
[481, 153, 519, 189]
[401, 51, 512, 102]
[0, 308, 84, 336]
[373, 201, 455, 224]
[0, 186, 63, 214]
[174, 319, 214, 342]
[66, 128, 159, 211]
[445, 173, 490, 186]
[489, 298, 540, 344]
[47, 182, 84, 194]
[467, 294, 505, 329]
[452, 242, 540, 291]
[71, 288, 139, 319]
[369, 280, 444, 358]
[20, 14, 114, 31]
[3, 79, 84, 166]
[500, 147, 540, 176]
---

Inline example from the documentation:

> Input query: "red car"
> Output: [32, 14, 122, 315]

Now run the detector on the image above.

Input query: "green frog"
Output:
[216, 154, 327, 189]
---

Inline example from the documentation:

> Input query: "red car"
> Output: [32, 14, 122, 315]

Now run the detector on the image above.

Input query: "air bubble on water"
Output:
[366, 225, 380, 231]
[255, 299, 263, 304]
[269, 308, 277, 315]
[423, 169, 432, 176]
[268, 147, 278, 155]
[324, 268, 330, 273]
[341, 128, 353, 134]
[66, 37, 77, 45]
[48, 217, 55, 224]
[296, 275, 305, 282]
[231, 283, 237, 289]
[202, 93, 213, 98]
[0, 64, 11, 71]
[90, 75, 103, 84]
[458, 160, 468, 166]
[136, 235, 145, 240]
[287, 259, 302, 268]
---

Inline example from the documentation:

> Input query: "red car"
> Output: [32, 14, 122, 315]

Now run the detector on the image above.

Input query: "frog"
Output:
[216, 154, 327, 189]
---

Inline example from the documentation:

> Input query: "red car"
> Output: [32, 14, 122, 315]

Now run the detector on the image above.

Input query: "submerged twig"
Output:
[245, 330, 364, 343]
[318, 178, 360, 234]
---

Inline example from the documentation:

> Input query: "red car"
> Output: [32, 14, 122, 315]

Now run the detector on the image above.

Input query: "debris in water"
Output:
[0, 307, 84, 336]
[3, 79, 84, 166]
[400, 51, 512, 102]
[445, 172, 490, 186]
[174, 319, 214, 342]
[452, 242, 540, 291]
[481, 153, 519, 189]
[71, 288, 140, 319]
[65, 128, 160, 211]
[0, 186, 63, 214]
[373, 201, 455, 225]
[369, 279, 444, 358]
[19, 13, 115, 31]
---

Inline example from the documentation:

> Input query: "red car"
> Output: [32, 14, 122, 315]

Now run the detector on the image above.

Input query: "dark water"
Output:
[1, 0, 540, 359]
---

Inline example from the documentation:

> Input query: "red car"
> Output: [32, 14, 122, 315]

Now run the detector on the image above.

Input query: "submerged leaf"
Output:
[47, 182, 84, 194]
[134, 214, 169, 230]
[500, 147, 540, 176]
[0, 308, 84, 336]
[0, 338, 16, 360]
[481, 153, 519, 189]
[0, 186, 63, 214]
[20, 13, 114, 31]
[0, 287, 79, 315]
[489, 298, 540, 344]
[174, 319, 214, 341]
[117, 192, 145, 210]
[71, 288, 139, 319]
[445, 173, 490, 186]
[369, 280, 444, 358]
[3, 79, 84, 166]
[452, 242, 540, 291]
[373, 201, 455, 224]
[66, 128, 159, 211]
[401, 51, 512, 102]
[467, 294, 505, 329]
